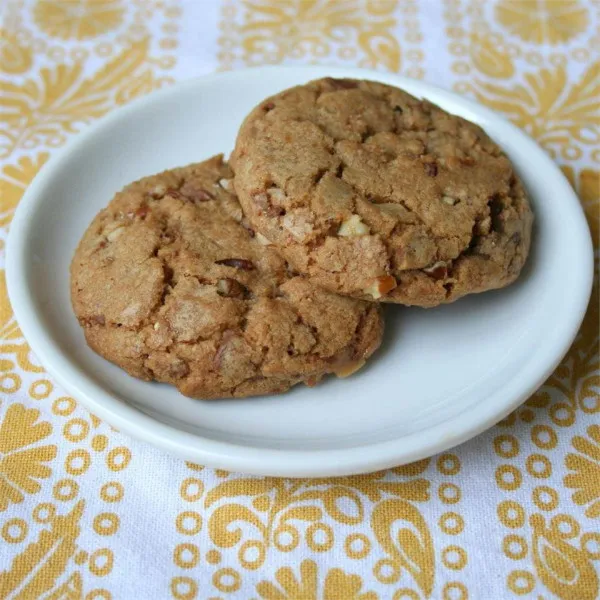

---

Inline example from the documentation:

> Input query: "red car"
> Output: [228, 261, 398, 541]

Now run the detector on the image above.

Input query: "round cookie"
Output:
[232, 78, 534, 307]
[71, 156, 383, 399]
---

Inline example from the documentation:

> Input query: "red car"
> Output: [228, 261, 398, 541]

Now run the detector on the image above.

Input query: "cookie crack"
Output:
[348, 306, 373, 361]
[274, 295, 320, 358]
[144, 221, 177, 326]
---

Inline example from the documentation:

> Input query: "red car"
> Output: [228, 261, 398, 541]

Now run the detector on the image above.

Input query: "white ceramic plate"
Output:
[7, 66, 594, 477]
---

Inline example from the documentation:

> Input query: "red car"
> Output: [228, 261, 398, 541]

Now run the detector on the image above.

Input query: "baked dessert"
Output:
[71, 156, 383, 399]
[232, 77, 533, 307]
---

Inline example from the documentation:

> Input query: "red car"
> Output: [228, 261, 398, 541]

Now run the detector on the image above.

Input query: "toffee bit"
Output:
[441, 195, 458, 206]
[423, 162, 438, 177]
[135, 205, 149, 218]
[215, 258, 255, 270]
[306, 375, 320, 387]
[217, 278, 248, 298]
[423, 261, 448, 280]
[189, 188, 214, 202]
[324, 77, 358, 90]
[165, 188, 183, 199]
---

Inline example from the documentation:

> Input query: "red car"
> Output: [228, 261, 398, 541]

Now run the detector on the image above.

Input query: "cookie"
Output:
[71, 156, 383, 399]
[232, 78, 534, 307]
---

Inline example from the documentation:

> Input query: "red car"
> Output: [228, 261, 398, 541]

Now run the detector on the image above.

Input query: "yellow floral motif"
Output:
[0, 271, 21, 344]
[185, 461, 204, 472]
[371, 499, 434, 595]
[496, 0, 589, 45]
[0, 403, 57, 511]
[115, 68, 174, 105]
[229, 0, 400, 71]
[46, 572, 83, 600]
[471, 62, 599, 152]
[469, 34, 514, 79]
[0, 29, 33, 75]
[0, 270, 45, 373]
[256, 559, 377, 600]
[0, 152, 49, 227]
[207, 463, 431, 570]
[0, 38, 157, 159]
[542, 276, 598, 420]
[0, 500, 83, 598]
[34, 0, 125, 41]
[558, 167, 598, 414]
[578, 169, 599, 247]
[561, 166, 599, 246]
[564, 425, 600, 518]
[530, 513, 599, 600]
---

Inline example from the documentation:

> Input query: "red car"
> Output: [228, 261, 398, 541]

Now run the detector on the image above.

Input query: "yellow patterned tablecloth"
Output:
[0, 1, 598, 598]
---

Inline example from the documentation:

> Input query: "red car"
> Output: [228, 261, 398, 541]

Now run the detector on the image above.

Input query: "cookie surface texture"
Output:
[232, 77, 534, 306]
[71, 156, 383, 399]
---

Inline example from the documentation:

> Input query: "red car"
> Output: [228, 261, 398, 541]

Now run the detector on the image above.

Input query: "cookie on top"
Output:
[232, 77, 533, 307]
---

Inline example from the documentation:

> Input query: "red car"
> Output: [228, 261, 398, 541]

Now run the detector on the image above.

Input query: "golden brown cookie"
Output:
[232, 78, 534, 307]
[71, 156, 383, 399]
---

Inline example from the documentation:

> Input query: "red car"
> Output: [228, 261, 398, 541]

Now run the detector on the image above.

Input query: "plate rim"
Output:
[6, 65, 594, 477]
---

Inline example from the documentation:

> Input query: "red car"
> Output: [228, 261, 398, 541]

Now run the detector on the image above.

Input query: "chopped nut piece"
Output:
[424, 261, 448, 280]
[106, 226, 125, 242]
[334, 359, 366, 378]
[221, 197, 243, 222]
[267, 187, 286, 203]
[153, 322, 160, 330]
[338, 214, 370, 237]
[149, 183, 166, 198]
[168, 359, 189, 378]
[252, 192, 268, 206]
[441, 195, 458, 206]
[216, 278, 247, 298]
[252, 192, 285, 217]
[255, 232, 272, 245]
[282, 213, 314, 240]
[364, 275, 397, 299]
[474, 216, 491, 235]
[218, 178, 233, 191]
[215, 258, 255, 270]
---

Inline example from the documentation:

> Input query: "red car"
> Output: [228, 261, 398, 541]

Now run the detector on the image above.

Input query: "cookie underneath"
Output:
[232, 77, 534, 307]
[71, 156, 383, 399]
